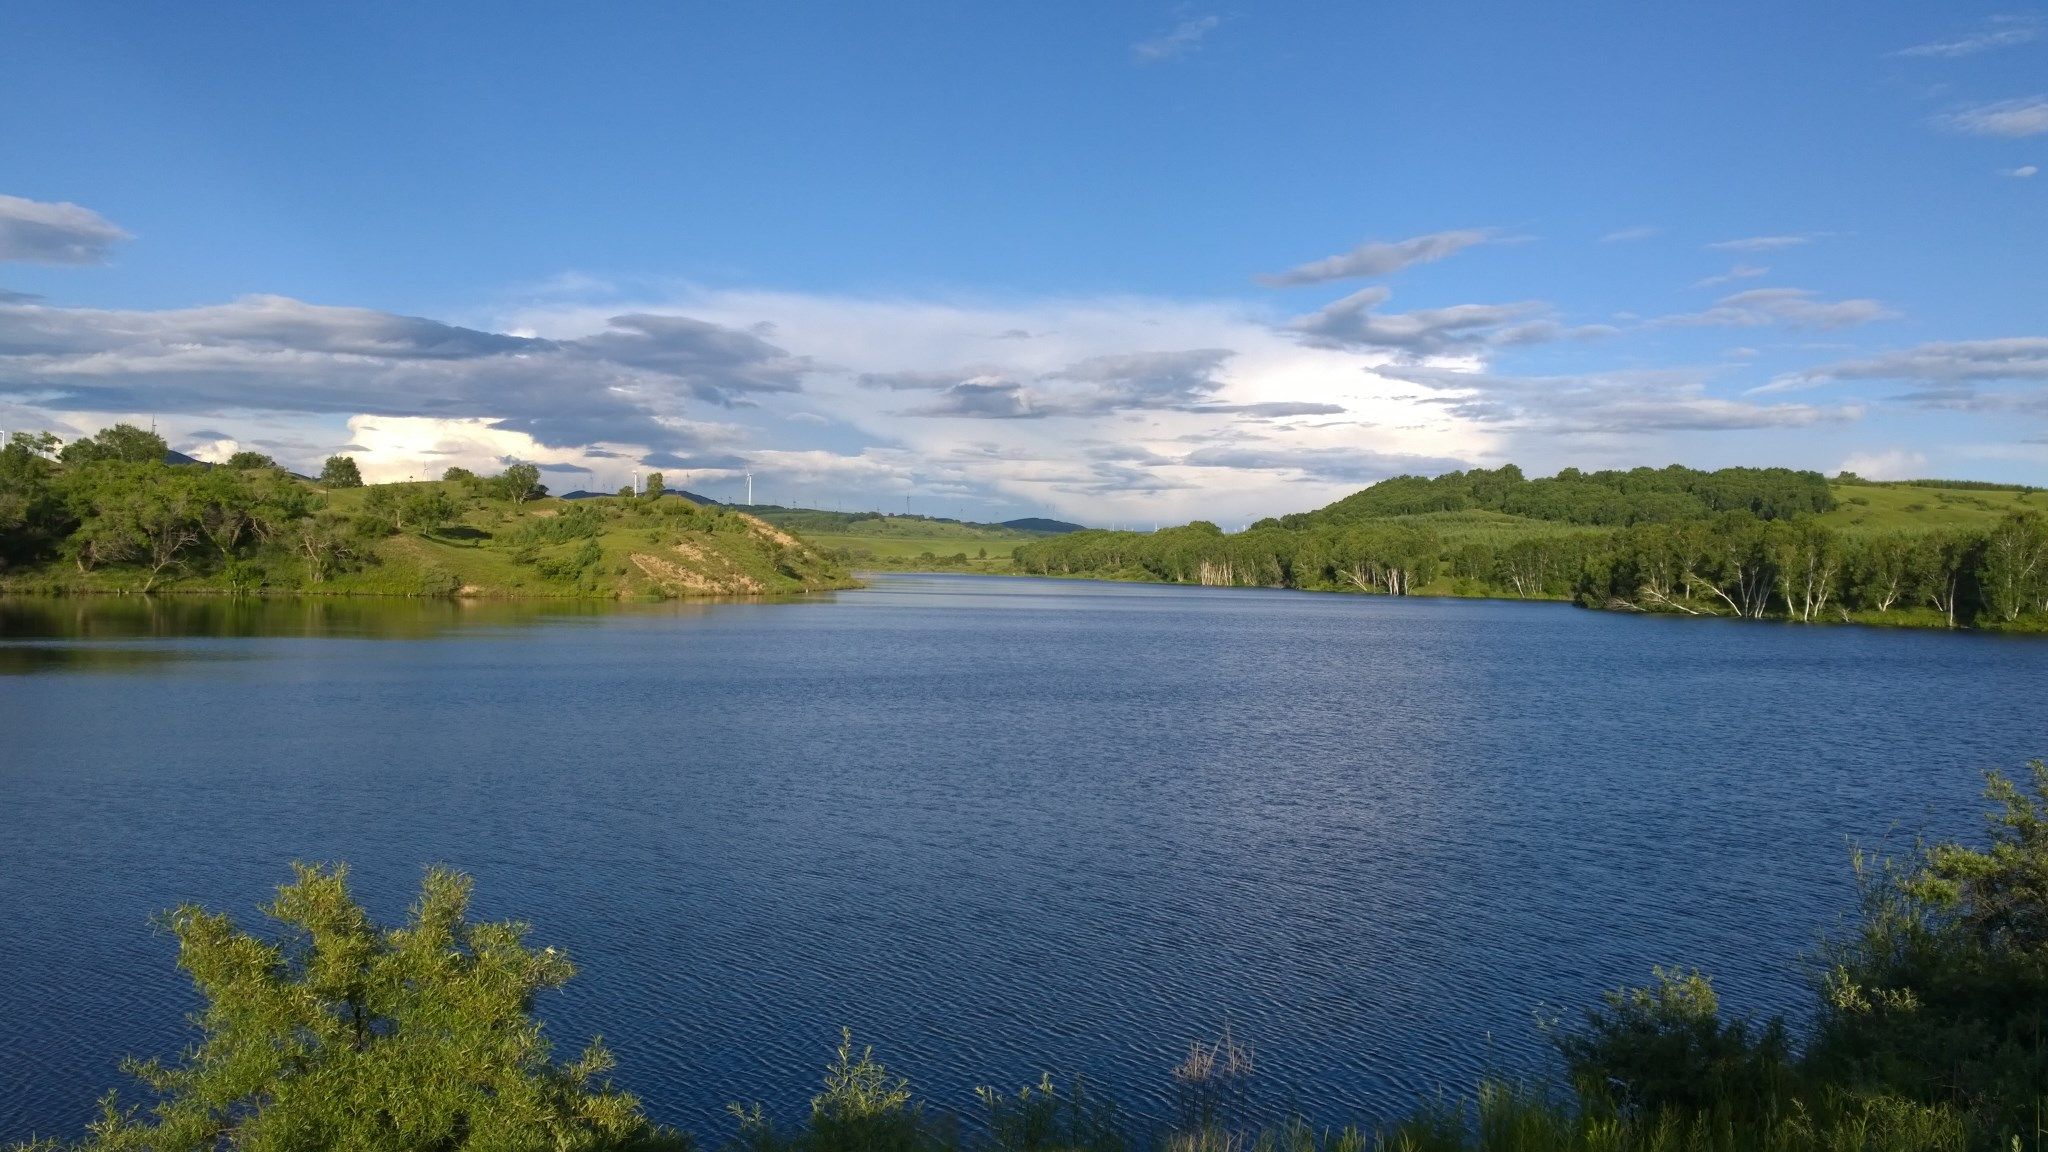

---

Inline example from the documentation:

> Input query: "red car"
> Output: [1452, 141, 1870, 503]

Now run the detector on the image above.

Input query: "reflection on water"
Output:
[0, 644, 240, 675]
[0, 594, 754, 650]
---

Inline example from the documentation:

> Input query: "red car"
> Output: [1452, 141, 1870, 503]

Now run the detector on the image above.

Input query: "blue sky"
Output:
[2, 2, 2045, 521]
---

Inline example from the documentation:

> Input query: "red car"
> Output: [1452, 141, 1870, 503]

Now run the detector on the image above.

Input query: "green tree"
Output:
[0, 432, 70, 569]
[22, 864, 684, 1152]
[644, 471, 666, 501]
[289, 513, 355, 584]
[443, 466, 477, 482]
[319, 455, 364, 489]
[400, 486, 459, 534]
[60, 463, 204, 591]
[192, 468, 258, 561]
[58, 424, 168, 466]
[493, 463, 544, 505]
[1845, 533, 1921, 614]
[223, 450, 275, 470]
[1977, 512, 2048, 624]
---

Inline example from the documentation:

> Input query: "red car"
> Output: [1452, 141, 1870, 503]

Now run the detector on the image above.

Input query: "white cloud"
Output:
[1705, 233, 1825, 252]
[1600, 225, 1660, 243]
[341, 417, 643, 486]
[1838, 449, 1929, 480]
[1132, 14, 1220, 63]
[1941, 96, 2048, 137]
[1287, 287, 1612, 353]
[1257, 229, 1493, 287]
[1769, 337, 2048, 391]
[1895, 16, 2040, 58]
[0, 194, 133, 265]
[1658, 288, 1897, 330]
[11, 275, 2015, 523]
[1385, 364, 1862, 437]
[2004, 164, 2039, 177]
[1690, 263, 1769, 289]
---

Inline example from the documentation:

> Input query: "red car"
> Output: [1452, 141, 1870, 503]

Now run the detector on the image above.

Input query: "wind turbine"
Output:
[745, 470, 754, 506]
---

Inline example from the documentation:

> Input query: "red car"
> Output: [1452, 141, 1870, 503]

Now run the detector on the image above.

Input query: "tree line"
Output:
[1013, 471, 2048, 631]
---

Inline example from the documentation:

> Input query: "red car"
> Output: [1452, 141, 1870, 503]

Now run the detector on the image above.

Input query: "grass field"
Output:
[749, 511, 1058, 567]
[1820, 480, 2046, 535]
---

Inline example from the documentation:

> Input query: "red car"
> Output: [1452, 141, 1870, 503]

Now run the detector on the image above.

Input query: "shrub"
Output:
[1550, 967, 1793, 1119]
[14, 864, 684, 1151]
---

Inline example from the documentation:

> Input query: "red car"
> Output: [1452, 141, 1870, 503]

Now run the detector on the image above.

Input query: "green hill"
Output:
[0, 428, 851, 598]
[1014, 464, 2048, 632]
[748, 507, 1069, 569]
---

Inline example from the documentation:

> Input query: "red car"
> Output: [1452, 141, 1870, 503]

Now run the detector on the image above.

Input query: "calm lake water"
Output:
[2, 575, 2042, 1139]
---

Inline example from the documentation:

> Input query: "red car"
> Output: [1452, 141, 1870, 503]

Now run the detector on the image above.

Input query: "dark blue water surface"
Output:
[2, 575, 2043, 1140]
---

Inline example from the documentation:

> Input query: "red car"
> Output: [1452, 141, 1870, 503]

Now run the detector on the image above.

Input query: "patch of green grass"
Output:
[1820, 480, 2045, 535]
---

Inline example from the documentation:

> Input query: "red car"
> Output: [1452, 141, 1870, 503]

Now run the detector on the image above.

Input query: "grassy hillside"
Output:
[749, 508, 1066, 569]
[1821, 479, 2046, 535]
[0, 465, 853, 599]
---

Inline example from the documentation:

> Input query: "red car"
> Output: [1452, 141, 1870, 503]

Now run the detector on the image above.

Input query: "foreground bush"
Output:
[11, 864, 685, 1152]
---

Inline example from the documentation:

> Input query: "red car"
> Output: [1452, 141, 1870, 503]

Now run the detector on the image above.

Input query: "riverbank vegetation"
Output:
[1013, 465, 2048, 631]
[0, 426, 850, 598]
[12, 765, 2045, 1151]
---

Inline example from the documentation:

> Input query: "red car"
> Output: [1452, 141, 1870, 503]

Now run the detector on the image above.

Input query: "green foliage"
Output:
[1280, 464, 1833, 530]
[401, 486, 459, 533]
[533, 539, 604, 581]
[1809, 762, 2048, 1140]
[1551, 969, 1793, 1119]
[0, 425, 852, 597]
[645, 471, 666, 500]
[727, 1031, 939, 1152]
[976, 1076, 1127, 1152]
[18, 864, 684, 1152]
[492, 463, 545, 505]
[57, 424, 168, 467]
[0, 432, 70, 569]
[443, 466, 477, 482]
[1015, 467, 2048, 631]
[319, 455, 364, 488]
[521, 502, 609, 544]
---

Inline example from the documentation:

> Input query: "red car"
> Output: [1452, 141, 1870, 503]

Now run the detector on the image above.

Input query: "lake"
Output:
[1, 575, 2042, 1140]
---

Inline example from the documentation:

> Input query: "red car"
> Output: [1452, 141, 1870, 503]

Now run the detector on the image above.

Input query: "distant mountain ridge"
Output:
[1001, 517, 1085, 534]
